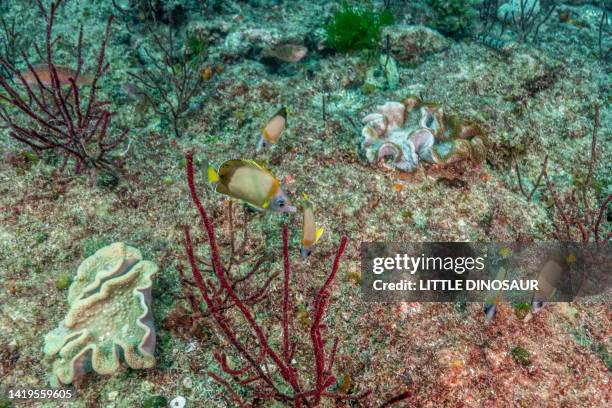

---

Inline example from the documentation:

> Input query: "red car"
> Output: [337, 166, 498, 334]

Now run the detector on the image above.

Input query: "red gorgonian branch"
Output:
[182, 152, 396, 407]
[542, 107, 611, 245]
[0, 0, 127, 174]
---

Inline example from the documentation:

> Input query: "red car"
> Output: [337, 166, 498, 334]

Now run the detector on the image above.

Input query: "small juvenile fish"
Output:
[207, 159, 296, 212]
[483, 263, 508, 323]
[19, 65, 94, 87]
[300, 192, 324, 261]
[257, 107, 287, 153]
[262, 44, 308, 63]
[531, 257, 565, 313]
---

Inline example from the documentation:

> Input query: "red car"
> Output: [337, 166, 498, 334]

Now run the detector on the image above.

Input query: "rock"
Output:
[381, 24, 451, 65]
[224, 27, 281, 56]
[380, 54, 400, 90]
[44, 243, 158, 386]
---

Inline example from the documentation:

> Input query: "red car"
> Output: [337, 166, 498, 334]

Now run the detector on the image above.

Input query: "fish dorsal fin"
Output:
[245, 159, 276, 176]
[218, 159, 271, 179]
[314, 227, 324, 244]
[234, 159, 265, 169]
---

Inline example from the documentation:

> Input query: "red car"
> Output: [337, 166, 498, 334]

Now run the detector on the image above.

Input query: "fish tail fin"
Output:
[207, 166, 219, 183]
[483, 303, 497, 322]
[315, 227, 324, 244]
[256, 134, 266, 152]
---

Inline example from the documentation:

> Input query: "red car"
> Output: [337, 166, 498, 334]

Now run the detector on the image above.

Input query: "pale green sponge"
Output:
[44, 242, 158, 386]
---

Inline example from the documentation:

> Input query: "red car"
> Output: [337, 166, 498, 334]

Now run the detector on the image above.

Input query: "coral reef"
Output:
[361, 97, 487, 173]
[515, 107, 610, 245]
[44, 243, 157, 386]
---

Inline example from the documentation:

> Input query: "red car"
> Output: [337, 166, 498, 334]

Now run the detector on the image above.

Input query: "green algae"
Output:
[35, 232, 48, 244]
[0, 393, 11, 408]
[325, 2, 393, 52]
[55, 275, 72, 291]
[96, 170, 120, 189]
[143, 395, 168, 408]
[82, 237, 113, 258]
[511, 346, 531, 366]
[513, 301, 532, 319]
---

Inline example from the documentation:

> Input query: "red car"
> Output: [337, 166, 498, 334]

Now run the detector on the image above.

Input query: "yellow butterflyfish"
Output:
[300, 192, 324, 261]
[207, 159, 296, 212]
[256, 107, 287, 152]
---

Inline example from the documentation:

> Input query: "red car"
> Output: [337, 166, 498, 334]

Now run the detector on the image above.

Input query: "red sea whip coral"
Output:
[0, 0, 127, 173]
[183, 152, 376, 407]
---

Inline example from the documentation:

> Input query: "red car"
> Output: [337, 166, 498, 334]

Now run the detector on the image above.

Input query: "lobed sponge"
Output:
[44, 243, 158, 386]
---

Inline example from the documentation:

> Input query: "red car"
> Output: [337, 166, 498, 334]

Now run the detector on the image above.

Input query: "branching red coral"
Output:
[0, 0, 127, 173]
[542, 107, 611, 245]
[166, 201, 274, 340]
[182, 152, 387, 407]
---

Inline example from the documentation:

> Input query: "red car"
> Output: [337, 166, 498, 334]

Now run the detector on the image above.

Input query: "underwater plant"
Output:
[511, 346, 531, 366]
[166, 199, 277, 341]
[182, 154, 411, 407]
[0, 5, 29, 80]
[0, 0, 128, 174]
[128, 23, 207, 138]
[499, 0, 557, 43]
[428, 0, 478, 37]
[111, 0, 188, 28]
[599, 4, 611, 63]
[517, 107, 610, 244]
[479, 0, 500, 30]
[542, 110, 610, 245]
[324, 1, 394, 52]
